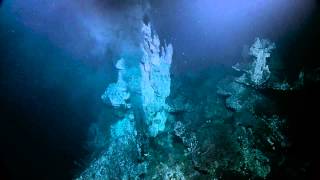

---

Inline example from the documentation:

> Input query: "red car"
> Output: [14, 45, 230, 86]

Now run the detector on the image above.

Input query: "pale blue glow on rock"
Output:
[232, 38, 276, 87]
[101, 58, 130, 107]
[78, 22, 173, 179]
[249, 38, 275, 86]
[110, 112, 136, 145]
[140, 23, 173, 137]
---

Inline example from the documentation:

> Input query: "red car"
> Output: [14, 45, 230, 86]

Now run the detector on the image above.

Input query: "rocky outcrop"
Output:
[78, 22, 173, 179]
[234, 38, 276, 87]
[140, 23, 173, 137]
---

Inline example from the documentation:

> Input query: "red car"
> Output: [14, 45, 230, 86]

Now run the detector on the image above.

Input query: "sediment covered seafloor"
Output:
[1, 1, 319, 179]
[77, 23, 319, 179]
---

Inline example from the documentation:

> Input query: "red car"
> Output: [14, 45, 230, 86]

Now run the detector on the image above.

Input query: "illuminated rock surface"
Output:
[140, 23, 173, 137]
[78, 22, 173, 179]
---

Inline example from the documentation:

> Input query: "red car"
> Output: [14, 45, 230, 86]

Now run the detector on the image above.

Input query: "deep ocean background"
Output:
[1, 0, 320, 179]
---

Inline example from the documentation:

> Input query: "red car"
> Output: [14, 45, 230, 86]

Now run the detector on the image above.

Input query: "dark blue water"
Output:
[1, 1, 320, 179]
[0, 16, 110, 179]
